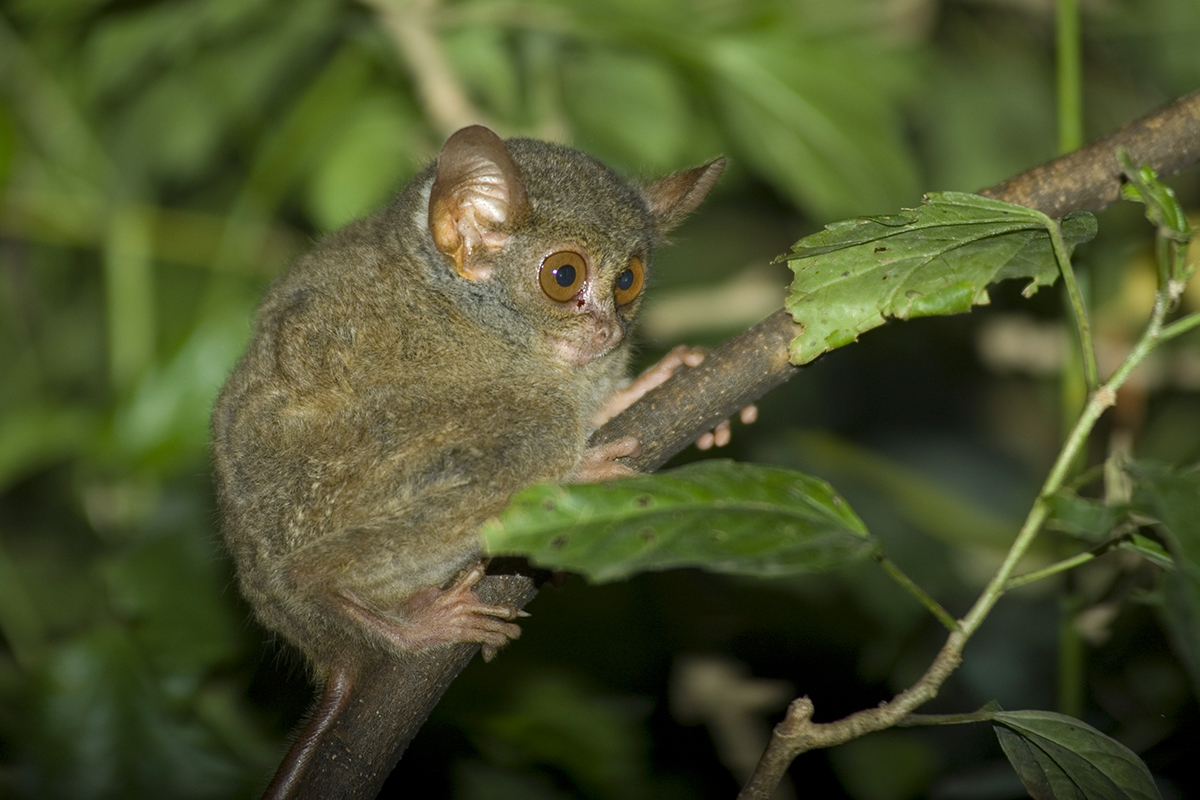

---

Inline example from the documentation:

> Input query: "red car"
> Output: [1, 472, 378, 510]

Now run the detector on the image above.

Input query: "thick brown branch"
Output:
[266, 89, 1200, 800]
[596, 89, 1200, 473]
[591, 309, 803, 471]
[979, 90, 1200, 217]
[267, 568, 539, 800]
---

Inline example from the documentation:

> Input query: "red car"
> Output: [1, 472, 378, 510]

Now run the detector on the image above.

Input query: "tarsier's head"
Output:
[425, 125, 724, 368]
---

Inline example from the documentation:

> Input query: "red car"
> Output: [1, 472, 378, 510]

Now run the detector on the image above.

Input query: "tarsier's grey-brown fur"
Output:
[211, 125, 723, 681]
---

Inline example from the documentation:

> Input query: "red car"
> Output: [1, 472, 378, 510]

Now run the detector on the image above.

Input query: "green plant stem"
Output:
[875, 554, 958, 632]
[104, 206, 155, 393]
[739, 236, 1183, 800]
[1056, 0, 1083, 155]
[961, 393, 1110, 636]
[1004, 532, 1131, 591]
[1058, 590, 1085, 718]
[1160, 310, 1200, 341]
[1006, 551, 1095, 591]
[1050, 218, 1099, 393]
[896, 709, 997, 727]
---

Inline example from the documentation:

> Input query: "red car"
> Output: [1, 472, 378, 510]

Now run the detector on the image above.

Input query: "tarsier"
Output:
[210, 125, 725, 788]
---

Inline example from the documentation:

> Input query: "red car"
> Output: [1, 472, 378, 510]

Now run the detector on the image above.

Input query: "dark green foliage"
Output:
[484, 460, 873, 581]
[3, 0, 1200, 798]
[783, 193, 1096, 364]
[993, 710, 1161, 800]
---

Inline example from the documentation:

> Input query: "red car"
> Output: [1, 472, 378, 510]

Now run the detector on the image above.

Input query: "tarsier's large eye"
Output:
[615, 257, 645, 305]
[539, 251, 587, 302]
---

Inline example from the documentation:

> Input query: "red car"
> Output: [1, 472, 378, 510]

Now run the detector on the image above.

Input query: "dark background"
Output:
[1, 0, 1198, 797]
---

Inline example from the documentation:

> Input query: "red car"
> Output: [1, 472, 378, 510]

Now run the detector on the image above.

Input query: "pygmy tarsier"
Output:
[211, 125, 725, 681]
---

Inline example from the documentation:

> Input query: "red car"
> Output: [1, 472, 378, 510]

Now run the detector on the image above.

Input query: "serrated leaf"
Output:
[993, 710, 1161, 800]
[1127, 460, 1200, 698]
[1119, 152, 1191, 240]
[782, 192, 1096, 365]
[482, 460, 874, 582]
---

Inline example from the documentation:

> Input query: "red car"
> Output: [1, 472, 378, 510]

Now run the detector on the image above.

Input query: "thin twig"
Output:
[738, 122, 1200, 799]
[362, 0, 487, 136]
[874, 554, 958, 632]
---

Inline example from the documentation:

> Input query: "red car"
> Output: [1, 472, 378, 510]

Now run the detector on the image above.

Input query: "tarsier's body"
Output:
[212, 127, 724, 688]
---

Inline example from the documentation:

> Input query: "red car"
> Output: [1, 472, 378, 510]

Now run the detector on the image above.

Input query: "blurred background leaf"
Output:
[2, 0, 1199, 797]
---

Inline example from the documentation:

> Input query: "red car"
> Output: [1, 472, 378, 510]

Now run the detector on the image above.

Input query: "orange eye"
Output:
[539, 251, 587, 302]
[615, 257, 645, 305]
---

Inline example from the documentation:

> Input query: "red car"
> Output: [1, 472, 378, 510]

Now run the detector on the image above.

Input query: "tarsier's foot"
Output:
[336, 563, 523, 662]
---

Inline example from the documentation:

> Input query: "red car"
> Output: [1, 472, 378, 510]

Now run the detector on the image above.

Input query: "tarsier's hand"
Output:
[695, 403, 759, 450]
[591, 344, 757, 451]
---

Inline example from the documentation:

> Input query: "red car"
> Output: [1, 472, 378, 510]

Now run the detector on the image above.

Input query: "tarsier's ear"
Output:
[428, 125, 530, 280]
[642, 157, 726, 236]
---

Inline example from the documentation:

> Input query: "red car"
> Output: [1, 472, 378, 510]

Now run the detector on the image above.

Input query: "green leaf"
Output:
[1118, 534, 1173, 571]
[709, 34, 918, 219]
[472, 674, 652, 800]
[561, 47, 693, 171]
[0, 405, 99, 492]
[304, 91, 417, 230]
[29, 628, 246, 800]
[1045, 490, 1123, 541]
[993, 710, 1161, 800]
[1118, 152, 1191, 241]
[482, 460, 874, 582]
[1127, 461, 1200, 698]
[782, 192, 1096, 365]
[101, 528, 238, 677]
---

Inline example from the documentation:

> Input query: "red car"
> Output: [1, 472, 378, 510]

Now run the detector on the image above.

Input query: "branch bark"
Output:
[266, 89, 1200, 799]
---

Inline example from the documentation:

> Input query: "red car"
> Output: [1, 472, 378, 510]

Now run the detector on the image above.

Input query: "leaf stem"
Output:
[1159, 310, 1200, 342]
[874, 553, 959, 632]
[1049, 218, 1100, 393]
[1005, 551, 1095, 591]
[1004, 532, 1131, 591]
[955, 205, 1179, 637]
[896, 709, 997, 727]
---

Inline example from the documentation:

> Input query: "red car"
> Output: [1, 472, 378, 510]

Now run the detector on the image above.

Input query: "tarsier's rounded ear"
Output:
[428, 126, 531, 280]
[641, 157, 726, 236]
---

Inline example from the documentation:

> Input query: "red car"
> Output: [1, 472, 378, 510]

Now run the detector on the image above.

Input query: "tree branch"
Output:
[266, 89, 1200, 799]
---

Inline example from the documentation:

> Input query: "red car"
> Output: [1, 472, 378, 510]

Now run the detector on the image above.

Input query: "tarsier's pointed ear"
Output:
[642, 157, 726, 236]
[428, 126, 530, 280]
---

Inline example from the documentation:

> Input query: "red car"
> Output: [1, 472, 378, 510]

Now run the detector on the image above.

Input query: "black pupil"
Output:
[554, 264, 576, 287]
[618, 269, 634, 291]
